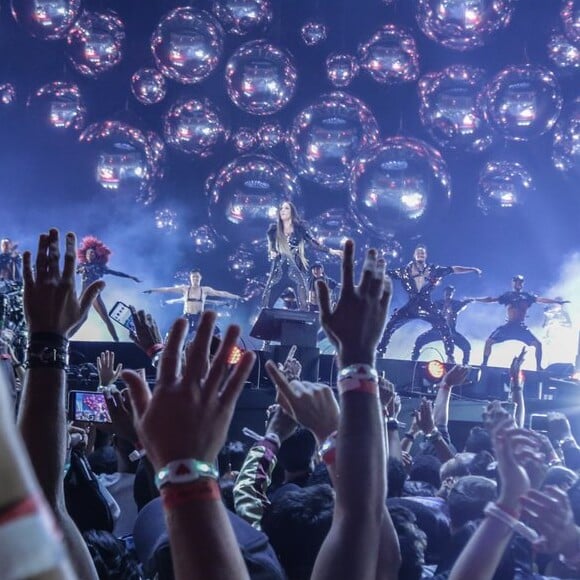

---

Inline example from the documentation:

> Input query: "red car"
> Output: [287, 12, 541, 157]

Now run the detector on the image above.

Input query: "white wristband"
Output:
[483, 502, 539, 543]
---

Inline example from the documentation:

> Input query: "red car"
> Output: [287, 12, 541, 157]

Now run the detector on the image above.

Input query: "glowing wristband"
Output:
[338, 364, 378, 382]
[155, 458, 218, 489]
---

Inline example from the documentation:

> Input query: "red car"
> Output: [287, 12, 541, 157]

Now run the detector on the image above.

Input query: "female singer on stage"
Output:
[144, 269, 242, 337]
[262, 201, 342, 311]
[77, 236, 141, 342]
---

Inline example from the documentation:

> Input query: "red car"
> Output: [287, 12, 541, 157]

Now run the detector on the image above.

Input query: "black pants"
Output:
[262, 262, 308, 311]
[378, 299, 455, 360]
[412, 328, 471, 364]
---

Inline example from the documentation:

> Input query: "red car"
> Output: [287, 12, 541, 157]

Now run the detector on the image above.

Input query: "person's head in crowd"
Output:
[83, 530, 141, 580]
[468, 450, 497, 479]
[277, 428, 316, 483]
[218, 440, 248, 476]
[387, 457, 407, 498]
[403, 480, 437, 498]
[409, 454, 442, 490]
[388, 505, 427, 580]
[388, 498, 451, 566]
[464, 426, 493, 455]
[447, 475, 497, 531]
[262, 484, 334, 580]
[88, 445, 118, 475]
[440, 452, 475, 483]
[542, 465, 578, 492]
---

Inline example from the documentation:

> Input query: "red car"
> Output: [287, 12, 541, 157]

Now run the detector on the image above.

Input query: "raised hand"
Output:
[103, 388, 138, 444]
[122, 312, 256, 470]
[129, 306, 163, 356]
[547, 412, 574, 443]
[416, 397, 435, 434]
[97, 350, 123, 387]
[442, 365, 469, 388]
[265, 404, 298, 444]
[22, 229, 104, 336]
[265, 362, 339, 445]
[509, 346, 527, 383]
[317, 240, 391, 366]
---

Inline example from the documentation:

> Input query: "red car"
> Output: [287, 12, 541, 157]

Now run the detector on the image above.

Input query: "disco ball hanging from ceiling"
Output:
[232, 127, 259, 153]
[310, 208, 362, 251]
[163, 98, 230, 157]
[211, 0, 273, 36]
[477, 160, 533, 215]
[257, 122, 285, 149]
[553, 97, 580, 175]
[151, 7, 224, 84]
[481, 65, 563, 141]
[11, 0, 81, 40]
[131, 68, 167, 105]
[561, 0, 580, 46]
[208, 154, 301, 244]
[288, 91, 380, 189]
[190, 225, 219, 253]
[358, 25, 420, 84]
[547, 31, 580, 70]
[301, 21, 328, 46]
[80, 121, 162, 205]
[418, 65, 493, 152]
[66, 11, 125, 77]
[27, 81, 86, 131]
[415, 0, 517, 51]
[326, 53, 360, 88]
[225, 40, 297, 115]
[227, 246, 257, 278]
[350, 137, 451, 239]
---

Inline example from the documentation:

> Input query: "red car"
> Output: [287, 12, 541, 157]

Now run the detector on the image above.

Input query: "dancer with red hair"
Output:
[77, 236, 141, 341]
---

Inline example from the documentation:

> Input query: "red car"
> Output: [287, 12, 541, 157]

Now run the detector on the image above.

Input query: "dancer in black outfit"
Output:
[0, 239, 22, 282]
[262, 202, 342, 311]
[77, 236, 141, 341]
[411, 285, 474, 364]
[377, 245, 481, 362]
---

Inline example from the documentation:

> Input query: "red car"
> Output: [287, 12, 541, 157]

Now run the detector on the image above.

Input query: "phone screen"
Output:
[69, 391, 112, 423]
[529, 413, 548, 433]
[109, 301, 136, 332]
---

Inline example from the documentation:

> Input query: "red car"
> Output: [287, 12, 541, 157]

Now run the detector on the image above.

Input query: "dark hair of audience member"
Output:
[388, 505, 427, 580]
[387, 457, 407, 498]
[88, 445, 118, 475]
[447, 475, 497, 530]
[409, 454, 442, 489]
[218, 440, 248, 475]
[468, 450, 497, 479]
[464, 426, 493, 455]
[439, 453, 474, 483]
[403, 479, 437, 498]
[277, 429, 316, 475]
[542, 465, 578, 492]
[307, 462, 333, 488]
[83, 530, 142, 580]
[262, 484, 334, 580]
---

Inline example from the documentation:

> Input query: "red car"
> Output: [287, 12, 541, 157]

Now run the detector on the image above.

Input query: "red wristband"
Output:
[0, 496, 40, 526]
[161, 479, 221, 510]
[146, 343, 164, 358]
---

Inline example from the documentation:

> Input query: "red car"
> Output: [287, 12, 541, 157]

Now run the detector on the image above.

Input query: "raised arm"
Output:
[433, 365, 469, 430]
[312, 241, 400, 580]
[537, 297, 570, 305]
[471, 296, 499, 303]
[122, 312, 256, 580]
[18, 229, 102, 579]
[302, 227, 343, 258]
[452, 266, 482, 275]
[204, 286, 242, 300]
[143, 285, 187, 295]
[104, 266, 141, 282]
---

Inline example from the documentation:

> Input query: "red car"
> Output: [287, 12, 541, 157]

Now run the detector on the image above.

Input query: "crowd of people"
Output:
[1, 228, 580, 580]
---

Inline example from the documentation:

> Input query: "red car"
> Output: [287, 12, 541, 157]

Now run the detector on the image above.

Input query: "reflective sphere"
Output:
[28, 81, 86, 131]
[301, 21, 327, 46]
[232, 126, 258, 153]
[326, 53, 359, 88]
[66, 11, 125, 77]
[146, 131, 166, 184]
[418, 65, 493, 152]
[208, 154, 301, 244]
[310, 208, 361, 250]
[562, 0, 580, 45]
[482, 65, 563, 141]
[548, 31, 580, 70]
[358, 25, 419, 85]
[415, 0, 516, 51]
[288, 92, 380, 189]
[131, 68, 167, 105]
[350, 137, 451, 238]
[257, 122, 284, 148]
[190, 225, 219, 253]
[151, 7, 224, 84]
[80, 121, 160, 205]
[225, 40, 297, 115]
[477, 161, 533, 214]
[163, 98, 229, 157]
[154, 209, 178, 232]
[0, 83, 17, 107]
[211, 0, 272, 35]
[228, 247, 256, 278]
[553, 98, 580, 175]
[11, 0, 81, 40]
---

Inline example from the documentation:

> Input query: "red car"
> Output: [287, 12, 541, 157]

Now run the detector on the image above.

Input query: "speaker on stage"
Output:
[250, 308, 319, 347]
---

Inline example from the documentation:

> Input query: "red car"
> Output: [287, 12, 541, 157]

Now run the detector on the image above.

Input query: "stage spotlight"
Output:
[425, 359, 446, 381]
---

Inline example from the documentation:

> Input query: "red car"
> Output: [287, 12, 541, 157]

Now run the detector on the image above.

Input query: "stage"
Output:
[69, 340, 580, 450]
